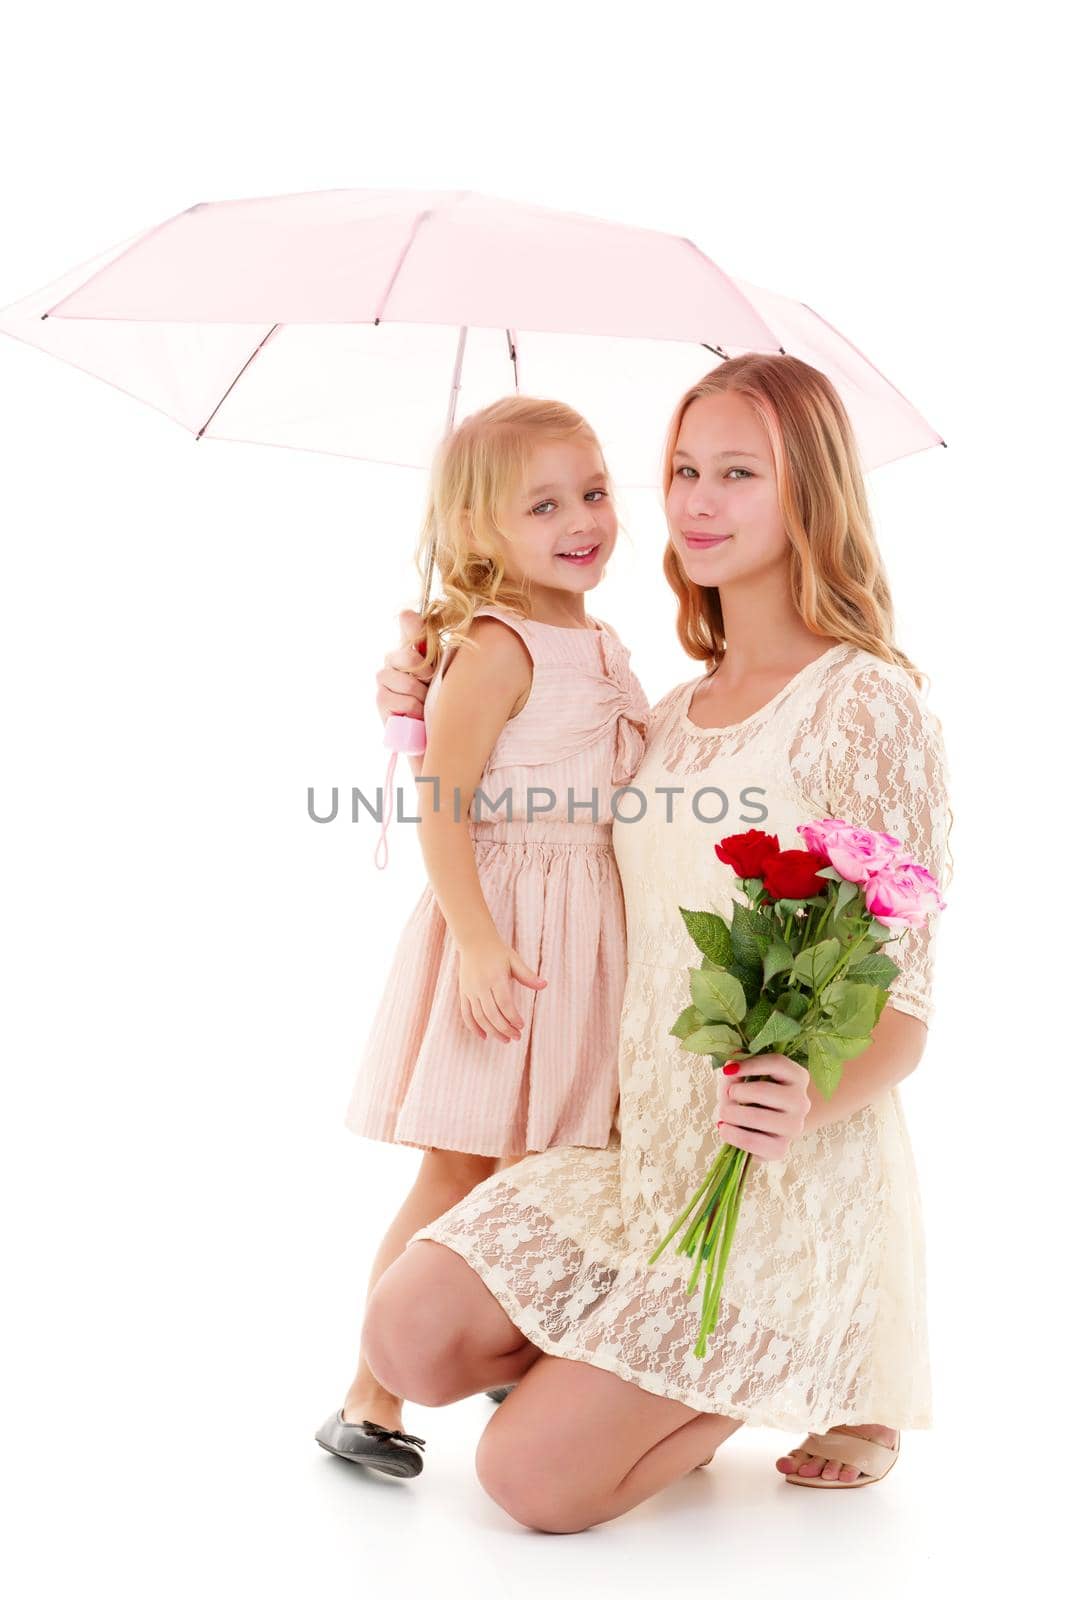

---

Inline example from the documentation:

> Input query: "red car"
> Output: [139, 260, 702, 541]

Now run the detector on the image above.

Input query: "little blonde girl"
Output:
[316, 397, 650, 1478]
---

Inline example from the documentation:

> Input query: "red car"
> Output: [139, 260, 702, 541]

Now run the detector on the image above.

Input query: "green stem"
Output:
[679, 1154, 734, 1257]
[646, 1152, 725, 1265]
[813, 893, 834, 942]
[698, 1154, 749, 1347]
[686, 1203, 715, 1295]
[692, 1157, 745, 1358]
[700, 1152, 742, 1260]
[697, 1172, 733, 1264]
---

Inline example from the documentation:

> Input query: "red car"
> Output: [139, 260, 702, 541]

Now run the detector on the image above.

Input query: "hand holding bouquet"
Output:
[647, 818, 946, 1358]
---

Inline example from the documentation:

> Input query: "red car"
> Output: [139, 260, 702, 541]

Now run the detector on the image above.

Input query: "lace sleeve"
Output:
[799, 660, 952, 1026]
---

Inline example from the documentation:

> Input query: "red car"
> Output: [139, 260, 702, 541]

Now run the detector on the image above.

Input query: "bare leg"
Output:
[362, 1239, 542, 1405]
[361, 1240, 744, 1532]
[475, 1355, 743, 1531]
[362, 1218, 893, 1497]
[424, 1156, 894, 1488]
[341, 1149, 497, 1428]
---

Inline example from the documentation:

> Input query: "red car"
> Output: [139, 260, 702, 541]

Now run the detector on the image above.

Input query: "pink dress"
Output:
[344, 604, 651, 1159]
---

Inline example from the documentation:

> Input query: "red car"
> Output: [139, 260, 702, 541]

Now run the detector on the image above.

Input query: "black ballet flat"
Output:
[314, 1412, 427, 1478]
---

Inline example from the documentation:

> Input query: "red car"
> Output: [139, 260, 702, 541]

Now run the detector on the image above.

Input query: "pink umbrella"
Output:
[0, 187, 945, 863]
[0, 186, 942, 491]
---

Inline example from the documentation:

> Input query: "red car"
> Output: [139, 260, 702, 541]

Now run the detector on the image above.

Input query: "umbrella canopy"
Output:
[0, 187, 942, 486]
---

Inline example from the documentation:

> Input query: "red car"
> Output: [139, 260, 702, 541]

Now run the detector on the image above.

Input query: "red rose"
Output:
[762, 848, 832, 900]
[715, 829, 781, 878]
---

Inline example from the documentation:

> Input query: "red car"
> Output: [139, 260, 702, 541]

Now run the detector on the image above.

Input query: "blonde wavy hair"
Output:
[661, 352, 954, 880]
[414, 395, 610, 673]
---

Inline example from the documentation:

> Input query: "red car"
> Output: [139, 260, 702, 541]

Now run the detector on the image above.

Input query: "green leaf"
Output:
[669, 1004, 707, 1040]
[727, 960, 764, 1009]
[680, 1023, 743, 1055]
[830, 983, 880, 1038]
[730, 905, 769, 970]
[689, 966, 748, 1026]
[865, 918, 897, 943]
[742, 875, 766, 901]
[746, 1007, 804, 1054]
[678, 908, 733, 966]
[848, 952, 900, 987]
[743, 993, 775, 1041]
[779, 988, 810, 1022]
[835, 878, 859, 910]
[803, 1026, 874, 1099]
[806, 1039, 845, 1100]
[762, 935, 794, 985]
[791, 938, 842, 990]
[828, 912, 866, 943]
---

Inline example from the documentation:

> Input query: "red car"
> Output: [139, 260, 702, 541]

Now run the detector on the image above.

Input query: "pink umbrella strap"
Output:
[374, 749, 399, 871]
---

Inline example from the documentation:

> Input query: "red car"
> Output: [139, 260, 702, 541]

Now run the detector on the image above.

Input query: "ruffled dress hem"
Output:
[409, 1222, 933, 1433]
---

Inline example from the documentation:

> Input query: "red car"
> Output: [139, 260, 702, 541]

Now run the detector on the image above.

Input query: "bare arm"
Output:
[417, 616, 530, 946]
[800, 1004, 926, 1134]
[409, 617, 549, 1043]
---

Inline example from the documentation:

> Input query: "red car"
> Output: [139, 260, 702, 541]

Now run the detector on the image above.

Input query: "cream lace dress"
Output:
[409, 643, 952, 1432]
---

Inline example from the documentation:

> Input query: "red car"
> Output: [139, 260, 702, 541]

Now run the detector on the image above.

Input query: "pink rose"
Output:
[796, 818, 902, 885]
[865, 860, 947, 934]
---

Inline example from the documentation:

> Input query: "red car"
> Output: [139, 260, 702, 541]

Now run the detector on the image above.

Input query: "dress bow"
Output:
[360, 1419, 427, 1449]
[599, 631, 651, 786]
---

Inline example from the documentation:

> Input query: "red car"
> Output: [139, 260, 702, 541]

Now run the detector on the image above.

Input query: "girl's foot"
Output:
[341, 1384, 404, 1433]
[776, 1422, 898, 1483]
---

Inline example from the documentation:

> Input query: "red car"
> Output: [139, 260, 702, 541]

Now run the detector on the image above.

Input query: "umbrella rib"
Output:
[39, 203, 206, 321]
[506, 328, 520, 389]
[799, 301, 947, 447]
[374, 209, 433, 325]
[195, 324, 282, 440]
[680, 236, 784, 355]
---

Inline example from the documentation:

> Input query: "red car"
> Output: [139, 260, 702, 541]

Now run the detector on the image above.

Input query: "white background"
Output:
[0, 3, 1058, 1595]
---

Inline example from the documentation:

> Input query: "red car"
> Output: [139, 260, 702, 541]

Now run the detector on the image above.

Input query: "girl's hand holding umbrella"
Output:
[372, 610, 434, 860]
[375, 608, 433, 728]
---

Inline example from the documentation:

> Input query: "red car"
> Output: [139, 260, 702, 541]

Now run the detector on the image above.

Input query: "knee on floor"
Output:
[475, 1432, 596, 1534]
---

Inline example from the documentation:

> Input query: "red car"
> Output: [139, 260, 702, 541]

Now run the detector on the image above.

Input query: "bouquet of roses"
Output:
[647, 818, 946, 1359]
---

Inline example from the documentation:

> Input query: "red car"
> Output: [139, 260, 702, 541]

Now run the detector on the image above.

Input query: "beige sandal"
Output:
[783, 1428, 900, 1488]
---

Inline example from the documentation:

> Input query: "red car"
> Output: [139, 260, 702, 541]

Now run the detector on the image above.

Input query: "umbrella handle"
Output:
[383, 712, 427, 754]
[382, 630, 428, 754]
[374, 616, 430, 867]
